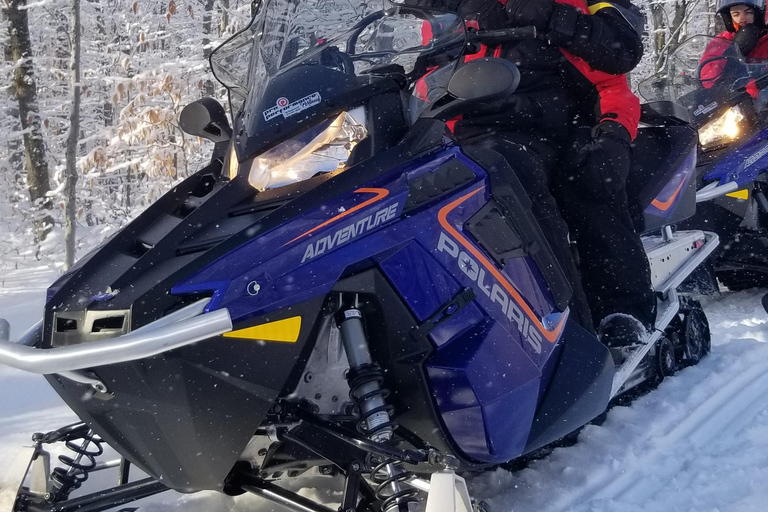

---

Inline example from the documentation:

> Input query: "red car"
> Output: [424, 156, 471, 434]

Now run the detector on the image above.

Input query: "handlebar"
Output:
[468, 26, 538, 45]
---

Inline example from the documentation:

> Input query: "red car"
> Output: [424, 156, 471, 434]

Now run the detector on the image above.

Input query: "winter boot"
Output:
[598, 313, 651, 365]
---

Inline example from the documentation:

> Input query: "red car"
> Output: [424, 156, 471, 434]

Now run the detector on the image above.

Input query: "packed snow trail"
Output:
[0, 266, 766, 512]
[470, 289, 768, 512]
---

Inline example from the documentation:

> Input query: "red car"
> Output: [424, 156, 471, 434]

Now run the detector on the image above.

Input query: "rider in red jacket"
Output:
[701, 0, 768, 90]
[408, 0, 655, 349]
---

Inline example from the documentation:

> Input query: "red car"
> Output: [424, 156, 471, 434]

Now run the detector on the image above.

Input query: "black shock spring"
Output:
[47, 424, 104, 500]
[346, 363, 398, 438]
[346, 364, 418, 511]
[370, 457, 420, 512]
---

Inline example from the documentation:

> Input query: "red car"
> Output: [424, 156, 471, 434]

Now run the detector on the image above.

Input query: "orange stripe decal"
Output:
[286, 188, 390, 245]
[651, 178, 686, 211]
[437, 188, 566, 343]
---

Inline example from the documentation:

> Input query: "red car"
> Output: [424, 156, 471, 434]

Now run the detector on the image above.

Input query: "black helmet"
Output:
[717, 0, 766, 31]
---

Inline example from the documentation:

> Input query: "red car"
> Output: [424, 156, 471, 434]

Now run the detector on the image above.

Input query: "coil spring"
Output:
[346, 363, 397, 438]
[49, 427, 104, 499]
[347, 364, 417, 511]
[370, 457, 419, 512]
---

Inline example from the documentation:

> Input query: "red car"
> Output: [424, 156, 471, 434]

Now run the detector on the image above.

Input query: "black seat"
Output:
[626, 125, 698, 234]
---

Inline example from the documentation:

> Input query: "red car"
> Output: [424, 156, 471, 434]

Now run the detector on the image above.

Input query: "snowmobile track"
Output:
[539, 355, 768, 512]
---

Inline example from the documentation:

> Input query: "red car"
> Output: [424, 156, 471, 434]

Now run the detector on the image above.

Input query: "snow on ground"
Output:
[0, 266, 766, 512]
[471, 289, 768, 512]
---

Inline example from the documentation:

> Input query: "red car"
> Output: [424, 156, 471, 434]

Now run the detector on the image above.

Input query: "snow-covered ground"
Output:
[1, 266, 766, 512]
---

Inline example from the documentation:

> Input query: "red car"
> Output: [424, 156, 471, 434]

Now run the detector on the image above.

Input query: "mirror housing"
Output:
[179, 98, 232, 143]
[447, 58, 520, 103]
[421, 58, 520, 121]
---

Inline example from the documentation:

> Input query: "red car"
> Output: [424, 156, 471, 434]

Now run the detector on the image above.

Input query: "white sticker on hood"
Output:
[263, 93, 322, 121]
[693, 101, 718, 117]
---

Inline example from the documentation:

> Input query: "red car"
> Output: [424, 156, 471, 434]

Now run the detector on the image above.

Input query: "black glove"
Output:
[457, 0, 509, 29]
[592, 120, 631, 144]
[733, 24, 762, 56]
[506, 0, 555, 32]
[564, 121, 632, 200]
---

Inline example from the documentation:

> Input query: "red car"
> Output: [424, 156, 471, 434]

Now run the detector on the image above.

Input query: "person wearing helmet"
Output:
[700, 0, 768, 88]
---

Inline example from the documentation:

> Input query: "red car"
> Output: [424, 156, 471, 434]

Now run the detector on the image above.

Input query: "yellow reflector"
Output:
[224, 316, 301, 343]
[726, 189, 749, 200]
[588, 2, 614, 13]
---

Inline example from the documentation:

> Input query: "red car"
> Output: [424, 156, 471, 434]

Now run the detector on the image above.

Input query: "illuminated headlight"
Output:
[698, 107, 744, 150]
[247, 106, 368, 191]
[227, 144, 239, 180]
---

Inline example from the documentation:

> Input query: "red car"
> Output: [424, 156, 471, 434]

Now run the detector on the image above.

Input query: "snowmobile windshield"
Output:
[210, 0, 465, 188]
[638, 35, 768, 106]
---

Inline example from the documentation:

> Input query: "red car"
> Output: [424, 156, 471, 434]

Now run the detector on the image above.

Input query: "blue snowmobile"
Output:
[0, 2, 717, 511]
[640, 35, 768, 291]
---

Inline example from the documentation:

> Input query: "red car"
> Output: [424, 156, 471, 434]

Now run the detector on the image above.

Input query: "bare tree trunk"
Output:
[710, 0, 724, 35]
[651, 0, 668, 72]
[651, 0, 692, 72]
[219, 0, 229, 36]
[5, 0, 53, 240]
[125, 165, 132, 209]
[65, 0, 81, 270]
[1, 10, 24, 181]
[202, 0, 216, 96]
[667, 0, 688, 57]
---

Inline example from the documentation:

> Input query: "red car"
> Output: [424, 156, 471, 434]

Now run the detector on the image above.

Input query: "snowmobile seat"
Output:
[626, 124, 699, 234]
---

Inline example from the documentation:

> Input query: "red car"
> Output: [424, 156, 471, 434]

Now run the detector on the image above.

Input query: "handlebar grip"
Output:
[471, 26, 538, 44]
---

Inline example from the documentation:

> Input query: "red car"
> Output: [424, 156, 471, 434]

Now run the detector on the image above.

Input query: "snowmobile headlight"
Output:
[227, 144, 239, 180]
[246, 106, 368, 191]
[698, 107, 744, 150]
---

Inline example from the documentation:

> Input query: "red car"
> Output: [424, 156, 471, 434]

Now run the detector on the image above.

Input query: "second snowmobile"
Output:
[641, 35, 768, 291]
[0, 2, 717, 511]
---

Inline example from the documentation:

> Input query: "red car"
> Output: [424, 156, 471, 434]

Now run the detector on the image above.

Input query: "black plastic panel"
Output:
[523, 319, 613, 453]
[46, 296, 325, 492]
[404, 157, 476, 213]
[465, 200, 525, 267]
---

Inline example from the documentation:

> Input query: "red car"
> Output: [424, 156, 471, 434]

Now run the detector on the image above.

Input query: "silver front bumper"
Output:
[0, 299, 232, 375]
[696, 181, 739, 202]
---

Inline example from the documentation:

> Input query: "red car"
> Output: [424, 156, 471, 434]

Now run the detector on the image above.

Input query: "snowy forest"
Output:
[0, 0, 722, 272]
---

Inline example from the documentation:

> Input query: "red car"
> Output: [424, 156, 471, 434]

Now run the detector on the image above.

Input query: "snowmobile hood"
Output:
[37, 126, 441, 491]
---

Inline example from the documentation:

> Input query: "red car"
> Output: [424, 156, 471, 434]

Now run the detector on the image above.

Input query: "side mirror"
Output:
[179, 98, 232, 143]
[447, 58, 520, 103]
[421, 58, 520, 121]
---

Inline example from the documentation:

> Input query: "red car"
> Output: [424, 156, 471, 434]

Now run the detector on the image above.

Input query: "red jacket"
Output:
[701, 31, 768, 92]
[556, 0, 640, 139]
[409, 0, 642, 139]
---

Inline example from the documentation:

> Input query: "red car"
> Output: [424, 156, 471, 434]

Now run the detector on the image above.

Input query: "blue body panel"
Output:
[704, 127, 768, 186]
[173, 146, 566, 463]
[644, 149, 697, 219]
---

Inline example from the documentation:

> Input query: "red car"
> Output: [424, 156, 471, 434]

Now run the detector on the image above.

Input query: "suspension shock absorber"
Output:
[338, 303, 417, 512]
[45, 423, 104, 502]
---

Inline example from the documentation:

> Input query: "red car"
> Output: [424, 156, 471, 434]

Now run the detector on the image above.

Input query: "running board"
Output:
[612, 230, 719, 398]
[644, 230, 720, 294]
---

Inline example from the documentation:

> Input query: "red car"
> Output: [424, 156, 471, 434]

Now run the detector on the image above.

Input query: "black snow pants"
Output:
[555, 127, 656, 329]
[462, 129, 656, 332]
